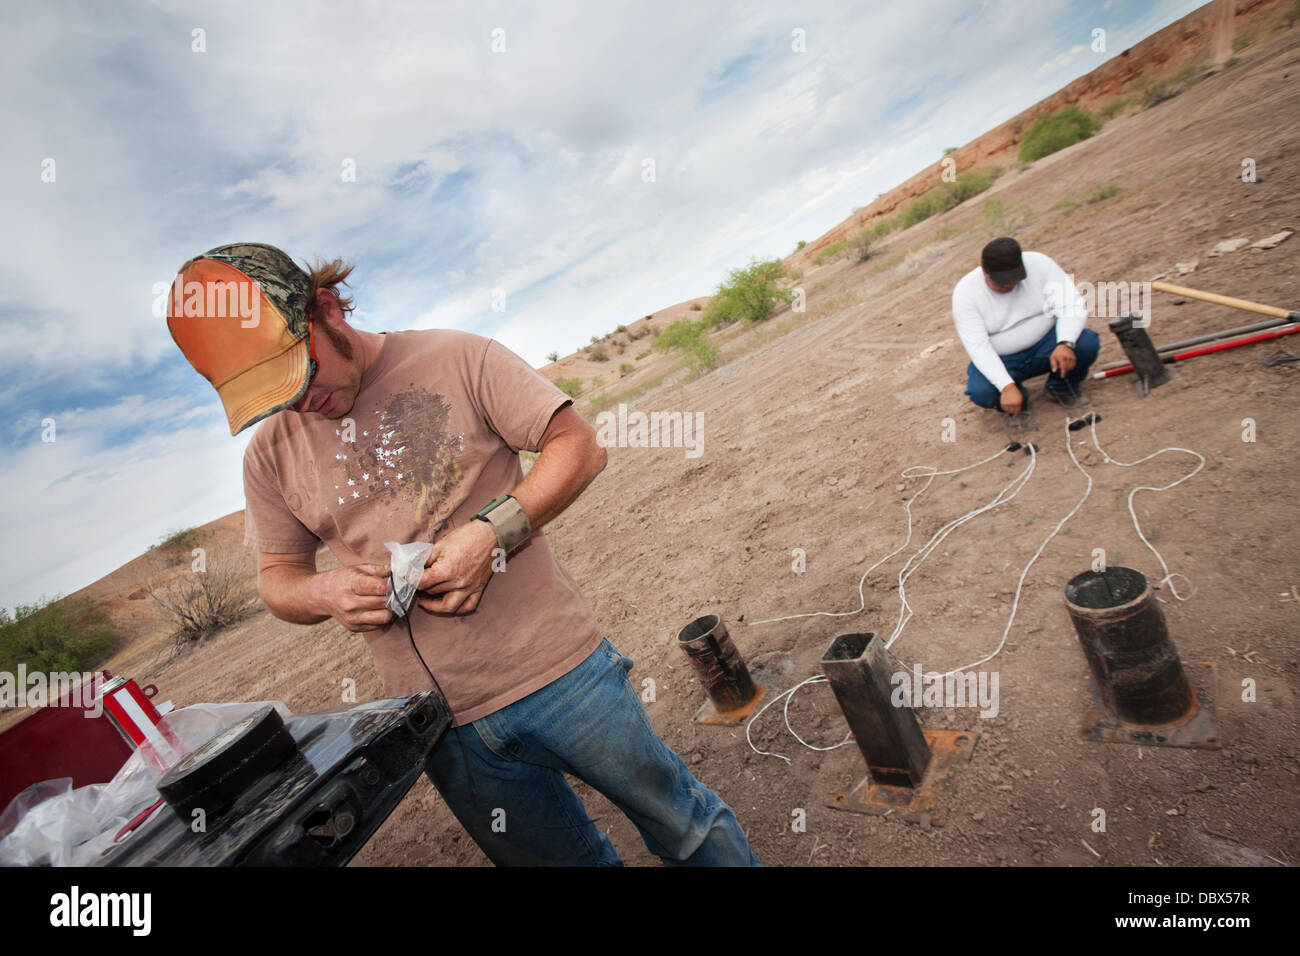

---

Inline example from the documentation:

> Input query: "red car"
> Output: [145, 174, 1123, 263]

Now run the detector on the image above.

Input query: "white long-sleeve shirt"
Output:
[951, 250, 1089, 392]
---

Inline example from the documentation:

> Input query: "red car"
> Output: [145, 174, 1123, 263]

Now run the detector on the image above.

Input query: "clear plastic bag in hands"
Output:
[385, 541, 434, 617]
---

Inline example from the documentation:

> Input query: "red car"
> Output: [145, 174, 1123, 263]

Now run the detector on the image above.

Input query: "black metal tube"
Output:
[821, 633, 931, 788]
[1064, 568, 1195, 726]
[1110, 312, 1171, 395]
[677, 615, 758, 712]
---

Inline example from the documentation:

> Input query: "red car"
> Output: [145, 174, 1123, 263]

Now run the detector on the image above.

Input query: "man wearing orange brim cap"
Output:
[167, 242, 761, 867]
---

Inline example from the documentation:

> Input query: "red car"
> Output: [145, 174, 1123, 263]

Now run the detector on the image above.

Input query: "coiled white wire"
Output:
[743, 413, 1198, 762]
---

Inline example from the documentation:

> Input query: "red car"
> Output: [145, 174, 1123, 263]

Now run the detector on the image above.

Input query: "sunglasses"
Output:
[305, 316, 320, 391]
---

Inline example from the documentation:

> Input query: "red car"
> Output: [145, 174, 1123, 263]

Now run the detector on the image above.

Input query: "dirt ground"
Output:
[25, 25, 1300, 867]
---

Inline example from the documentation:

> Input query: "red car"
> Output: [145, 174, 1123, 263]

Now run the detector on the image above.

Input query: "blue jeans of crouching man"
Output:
[964, 327, 1101, 410]
[425, 636, 762, 866]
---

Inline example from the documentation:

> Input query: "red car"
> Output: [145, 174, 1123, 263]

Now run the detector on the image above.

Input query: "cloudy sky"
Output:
[1, 0, 1202, 613]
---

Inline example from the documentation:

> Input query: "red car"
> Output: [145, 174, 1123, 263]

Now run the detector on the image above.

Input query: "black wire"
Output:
[389, 572, 602, 835]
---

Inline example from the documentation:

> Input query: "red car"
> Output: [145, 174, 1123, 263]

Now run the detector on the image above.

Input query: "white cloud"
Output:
[0, 0, 1205, 609]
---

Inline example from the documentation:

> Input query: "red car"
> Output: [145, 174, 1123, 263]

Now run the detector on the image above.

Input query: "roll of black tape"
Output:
[157, 706, 299, 823]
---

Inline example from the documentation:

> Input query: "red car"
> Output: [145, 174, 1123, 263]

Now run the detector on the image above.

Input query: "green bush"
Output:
[0, 596, 118, 675]
[1085, 183, 1121, 203]
[653, 319, 719, 376]
[890, 168, 1002, 234]
[158, 526, 201, 550]
[619, 362, 635, 377]
[1018, 106, 1100, 161]
[555, 377, 583, 398]
[701, 258, 795, 328]
[1097, 96, 1131, 120]
[813, 238, 849, 265]
[546, 351, 559, 363]
[944, 166, 1002, 203]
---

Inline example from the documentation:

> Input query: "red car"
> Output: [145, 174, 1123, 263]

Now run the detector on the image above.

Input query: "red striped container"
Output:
[99, 677, 184, 772]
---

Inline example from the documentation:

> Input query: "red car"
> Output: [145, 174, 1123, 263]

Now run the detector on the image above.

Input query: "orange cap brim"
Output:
[217, 340, 310, 435]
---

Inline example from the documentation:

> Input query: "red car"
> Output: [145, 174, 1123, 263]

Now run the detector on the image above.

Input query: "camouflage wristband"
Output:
[473, 495, 531, 555]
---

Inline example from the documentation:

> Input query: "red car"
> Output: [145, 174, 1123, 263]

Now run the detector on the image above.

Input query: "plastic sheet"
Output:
[0, 699, 290, 867]
[385, 540, 433, 616]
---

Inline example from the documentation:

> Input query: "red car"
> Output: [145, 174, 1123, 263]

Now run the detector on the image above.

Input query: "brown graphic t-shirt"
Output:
[242, 329, 603, 723]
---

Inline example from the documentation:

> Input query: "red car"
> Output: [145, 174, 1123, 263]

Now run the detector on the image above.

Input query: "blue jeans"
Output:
[965, 327, 1101, 409]
[424, 637, 762, 866]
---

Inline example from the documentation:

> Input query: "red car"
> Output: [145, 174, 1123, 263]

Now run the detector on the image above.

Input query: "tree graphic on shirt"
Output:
[334, 387, 465, 531]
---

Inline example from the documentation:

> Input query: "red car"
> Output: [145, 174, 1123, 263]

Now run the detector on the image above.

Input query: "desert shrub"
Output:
[944, 166, 1002, 203]
[159, 526, 201, 549]
[1085, 183, 1121, 203]
[898, 191, 942, 229]
[795, 240, 806, 251]
[0, 596, 118, 676]
[1097, 96, 1131, 120]
[636, 349, 651, 360]
[588, 347, 609, 362]
[146, 551, 258, 650]
[689, 303, 703, 311]
[653, 319, 719, 376]
[546, 351, 559, 363]
[701, 258, 795, 327]
[1018, 106, 1099, 161]
[818, 227, 881, 265]
[814, 238, 849, 265]
[619, 363, 635, 377]
[850, 230, 875, 262]
[1140, 80, 1179, 108]
[555, 377, 583, 397]
[615, 324, 627, 334]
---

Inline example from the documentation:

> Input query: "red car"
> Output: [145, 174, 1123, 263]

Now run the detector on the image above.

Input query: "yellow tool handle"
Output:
[1152, 281, 1290, 318]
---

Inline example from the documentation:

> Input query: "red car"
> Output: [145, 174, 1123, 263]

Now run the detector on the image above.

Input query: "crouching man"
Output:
[166, 242, 761, 866]
[952, 237, 1100, 415]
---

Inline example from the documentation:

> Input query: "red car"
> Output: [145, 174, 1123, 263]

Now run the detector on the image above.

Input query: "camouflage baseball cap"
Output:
[167, 242, 315, 436]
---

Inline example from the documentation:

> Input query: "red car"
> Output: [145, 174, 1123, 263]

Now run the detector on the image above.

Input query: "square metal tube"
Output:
[821, 633, 931, 788]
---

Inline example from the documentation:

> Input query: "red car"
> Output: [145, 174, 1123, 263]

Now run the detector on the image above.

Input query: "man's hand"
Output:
[999, 384, 1024, 417]
[313, 563, 395, 632]
[1050, 344, 1077, 376]
[415, 519, 499, 615]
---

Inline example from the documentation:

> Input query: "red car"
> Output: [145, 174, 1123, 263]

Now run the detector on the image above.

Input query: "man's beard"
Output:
[320, 320, 354, 360]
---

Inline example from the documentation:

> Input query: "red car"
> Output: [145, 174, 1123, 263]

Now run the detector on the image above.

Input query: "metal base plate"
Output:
[826, 729, 977, 826]
[692, 685, 767, 726]
[1080, 662, 1219, 749]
